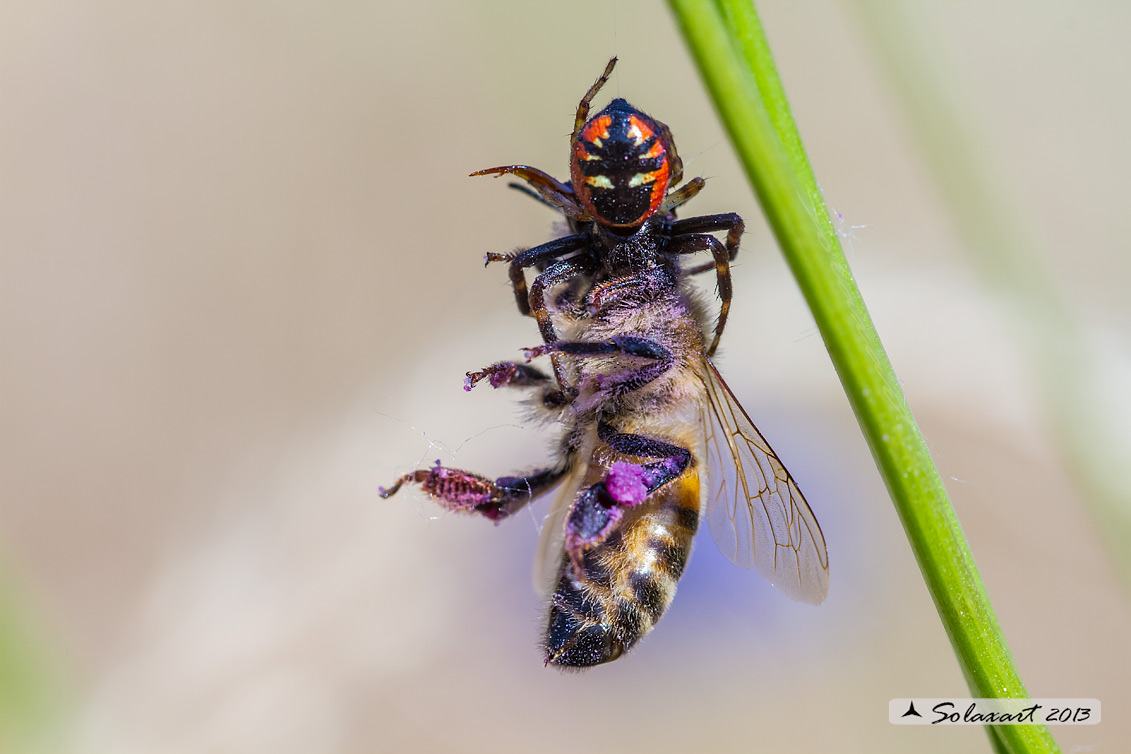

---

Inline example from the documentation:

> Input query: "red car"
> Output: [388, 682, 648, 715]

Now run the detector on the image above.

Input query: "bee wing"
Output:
[532, 462, 586, 596]
[699, 359, 829, 604]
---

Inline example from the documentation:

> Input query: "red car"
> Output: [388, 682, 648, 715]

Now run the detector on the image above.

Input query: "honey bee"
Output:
[381, 59, 828, 668]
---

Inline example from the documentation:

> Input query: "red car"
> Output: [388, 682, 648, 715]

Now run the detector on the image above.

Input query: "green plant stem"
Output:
[0, 566, 64, 751]
[853, 0, 1131, 600]
[665, 2, 1059, 752]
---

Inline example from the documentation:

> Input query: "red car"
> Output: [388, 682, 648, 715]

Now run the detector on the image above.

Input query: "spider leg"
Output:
[471, 165, 587, 221]
[665, 213, 744, 356]
[573, 58, 618, 141]
[668, 234, 732, 356]
[528, 256, 599, 399]
[680, 260, 716, 276]
[665, 212, 744, 256]
[485, 234, 589, 318]
[507, 182, 560, 212]
[658, 177, 705, 215]
[482, 236, 596, 401]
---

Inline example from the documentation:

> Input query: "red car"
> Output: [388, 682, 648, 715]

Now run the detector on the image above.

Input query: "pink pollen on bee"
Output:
[489, 367, 514, 388]
[606, 462, 649, 506]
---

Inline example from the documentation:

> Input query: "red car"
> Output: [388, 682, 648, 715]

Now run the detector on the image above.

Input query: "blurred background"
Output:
[1, 1, 1128, 752]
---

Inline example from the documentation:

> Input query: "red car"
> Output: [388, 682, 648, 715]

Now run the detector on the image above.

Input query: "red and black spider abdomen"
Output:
[570, 98, 673, 229]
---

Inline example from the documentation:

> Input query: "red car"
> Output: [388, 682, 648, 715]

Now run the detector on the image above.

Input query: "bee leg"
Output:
[562, 481, 628, 574]
[582, 275, 644, 316]
[463, 362, 573, 410]
[464, 362, 549, 391]
[597, 421, 693, 493]
[464, 361, 575, 411]
[563, 424, 692, 573]
[525, 335, 673, 398]
[380, 461, 568, 523]
[581, 267, 672, 315]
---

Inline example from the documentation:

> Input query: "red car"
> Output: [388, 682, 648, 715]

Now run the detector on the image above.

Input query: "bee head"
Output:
[569, 98, 681, 230]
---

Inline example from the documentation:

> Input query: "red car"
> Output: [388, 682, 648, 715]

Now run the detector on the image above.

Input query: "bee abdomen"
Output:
[544, 485, 698, 668]
[544, 567, 625, 668]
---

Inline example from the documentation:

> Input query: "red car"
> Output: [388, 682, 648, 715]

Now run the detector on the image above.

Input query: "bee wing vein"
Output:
[700, 359, 829, 604]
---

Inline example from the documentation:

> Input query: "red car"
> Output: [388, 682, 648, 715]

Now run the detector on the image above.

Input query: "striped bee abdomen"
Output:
[544, 465, 700, 668]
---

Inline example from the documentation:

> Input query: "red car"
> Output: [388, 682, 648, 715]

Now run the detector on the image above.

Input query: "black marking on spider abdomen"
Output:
[571, 98, 672, 227]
